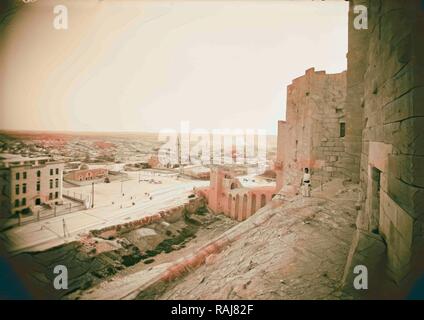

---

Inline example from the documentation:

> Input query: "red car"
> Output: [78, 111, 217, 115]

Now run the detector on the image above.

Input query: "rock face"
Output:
[343, 0, 424, 285]
[13, 242, 128, 299]
[154, 180, 359, 300]
[276, 68, 347, 191]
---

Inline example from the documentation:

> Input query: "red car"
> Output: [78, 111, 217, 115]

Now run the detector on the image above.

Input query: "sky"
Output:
[0, 0, 348, 135]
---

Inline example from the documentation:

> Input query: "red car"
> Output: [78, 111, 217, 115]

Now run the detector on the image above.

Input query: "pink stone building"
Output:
[197, 167, 275, 221]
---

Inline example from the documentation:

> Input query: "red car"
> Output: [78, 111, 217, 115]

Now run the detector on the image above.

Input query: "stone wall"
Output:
[343, 0, 370, 184]
[91, 197, 205, 238]
[276, 68, 347, 191]
[347, 0, 424, 284]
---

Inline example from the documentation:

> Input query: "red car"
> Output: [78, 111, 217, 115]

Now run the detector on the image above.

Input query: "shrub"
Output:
[80, 279, 93, 290]
[144, 258, 155, 264]
[195, 205, 208, 216]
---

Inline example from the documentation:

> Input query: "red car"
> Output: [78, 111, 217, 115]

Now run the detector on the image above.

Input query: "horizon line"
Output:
[0, 129, 278, 137]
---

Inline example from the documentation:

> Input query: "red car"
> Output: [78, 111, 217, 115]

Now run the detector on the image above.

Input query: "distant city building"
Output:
[147, 155, 160, 168]
[64, 168, 108, 182]
[64, 161, 81, 170]
[182, 165, 210, 180]
[148, 154, 175, 169]
[0, 154, 64, 218]
[124, 162, 150, 171]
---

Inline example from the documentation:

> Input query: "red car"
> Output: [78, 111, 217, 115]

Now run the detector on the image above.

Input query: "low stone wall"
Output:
[90, 197, 205, 238]
[63, 194, 86, 205]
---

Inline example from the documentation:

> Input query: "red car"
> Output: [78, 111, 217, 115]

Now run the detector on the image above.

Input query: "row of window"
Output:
[50, 168, 60, 175]
[49, 179, 59, 189]
[15, 168, 60, 180]
[49, 192, 59, 200]
[15, 179, 59, 195]
[15, 198, 26, 207]
[15, 183, 27, 195]
[15, 172, 28, 180]
[14, 192, 59, 208]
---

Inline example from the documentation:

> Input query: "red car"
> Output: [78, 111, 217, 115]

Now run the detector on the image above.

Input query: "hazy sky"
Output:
[0, 0, 348, 135]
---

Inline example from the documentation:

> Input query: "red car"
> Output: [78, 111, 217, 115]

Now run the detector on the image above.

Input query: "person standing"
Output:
[301, 168, 311, 197]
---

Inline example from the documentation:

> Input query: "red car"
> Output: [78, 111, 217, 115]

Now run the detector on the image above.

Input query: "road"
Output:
[0, 179, 208, 255]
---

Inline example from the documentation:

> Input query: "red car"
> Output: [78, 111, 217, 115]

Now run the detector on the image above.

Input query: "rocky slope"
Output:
[147, 179, 361, 300]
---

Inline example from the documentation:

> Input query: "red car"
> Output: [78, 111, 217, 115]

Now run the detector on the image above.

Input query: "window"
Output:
[55, 179, 59, 188]
[35, 198, 41, 205]
[50, 169, 53, 175]
[56, 168, 59, 175]
[36, 181, 40, 191]
[50, 179, 53, 189]
[15, 184, 19, 195]
[23, 172, 27, 179]
[49, 193, 53, 200]
[23, 183, 27, 194]
[15, 199, 19, 208]
[22, 198, 26, 206]
[37, 170, 41, 178]
[55, 192, 59, 199]
[340, 122, 346, 138]
[15, 172, 20, 180]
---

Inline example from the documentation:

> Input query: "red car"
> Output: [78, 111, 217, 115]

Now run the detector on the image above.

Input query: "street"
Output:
[0, 176, 208, 254]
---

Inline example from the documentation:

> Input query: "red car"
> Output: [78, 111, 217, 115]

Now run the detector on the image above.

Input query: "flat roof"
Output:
[0, 153, 63, 167]
[0, 153, 51, 163]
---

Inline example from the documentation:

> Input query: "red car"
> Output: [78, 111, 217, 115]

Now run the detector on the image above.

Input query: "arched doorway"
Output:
[242, 194, 248, 220]
[251, 194, 257, 215]
[260, 194, 266, 208]
[234, 195, 240, 220]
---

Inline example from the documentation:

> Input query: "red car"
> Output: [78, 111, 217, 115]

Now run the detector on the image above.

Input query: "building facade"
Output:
[198, 167, 275, 221]
[0, 155, 64, 217]
[343, 0, 424, 283]
[64, 168, 108, 182]
[275, 68, 347, 191]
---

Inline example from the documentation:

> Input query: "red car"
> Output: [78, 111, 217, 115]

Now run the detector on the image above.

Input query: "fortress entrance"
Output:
[370, 167, 381, 234]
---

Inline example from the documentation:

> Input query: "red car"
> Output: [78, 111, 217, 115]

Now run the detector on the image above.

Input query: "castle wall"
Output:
[349, 0, 424, 282]
[343, 0, 369, 184]
[276, 68, 347, 191]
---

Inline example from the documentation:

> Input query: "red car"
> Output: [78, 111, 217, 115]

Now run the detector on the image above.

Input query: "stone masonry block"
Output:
[387, 117, 424, 156]
[389, 154, 424, 188]
[395, 204, 414, 248]
[384, 87, 424, 124]
[388, 175, 424, 219]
